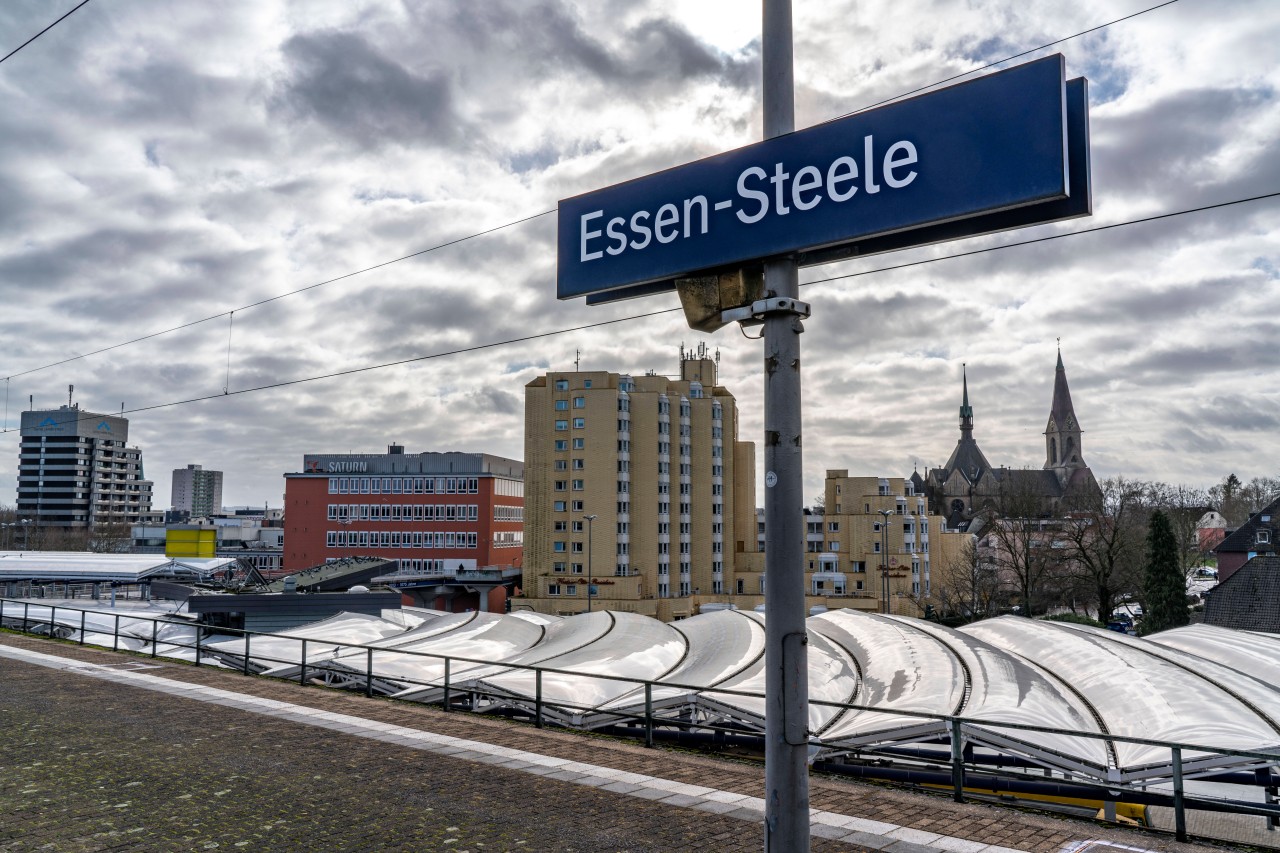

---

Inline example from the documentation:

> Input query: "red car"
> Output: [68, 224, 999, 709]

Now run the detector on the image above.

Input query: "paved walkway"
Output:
[0, 633, 1234, 853]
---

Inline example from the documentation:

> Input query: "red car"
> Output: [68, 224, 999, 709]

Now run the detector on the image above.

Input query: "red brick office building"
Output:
[283, 446, 524, 585]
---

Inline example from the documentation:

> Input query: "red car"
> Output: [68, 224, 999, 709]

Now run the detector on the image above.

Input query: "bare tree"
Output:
[1148, 481, 1212, 578]
[983, 474, 1068, 616]
[1207, 473, 1280, 527]
[1060, 477, 1148, 621]
[934, 536, 1001, 621]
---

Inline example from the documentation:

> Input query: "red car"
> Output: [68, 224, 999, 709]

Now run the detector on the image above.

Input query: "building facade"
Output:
[752, 473, 970, 617]
[283, 445, 524, 578]
[520, 347, 758, 619]
[171, 464, 224, 518]
[16, 404, 153, 537]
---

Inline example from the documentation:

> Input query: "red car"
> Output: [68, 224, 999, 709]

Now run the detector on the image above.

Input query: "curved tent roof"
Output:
[962, 617, 1280, 780]
[813, 612, 1107, 771]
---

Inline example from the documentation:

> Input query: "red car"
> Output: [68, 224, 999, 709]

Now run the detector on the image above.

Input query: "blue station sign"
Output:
[558, 54, 1089, 302]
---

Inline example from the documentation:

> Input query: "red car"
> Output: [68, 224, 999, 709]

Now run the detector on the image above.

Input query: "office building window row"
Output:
[327, 503, 479, 521]
[325, 530, 479, 549]
[329, 476, 480, 495]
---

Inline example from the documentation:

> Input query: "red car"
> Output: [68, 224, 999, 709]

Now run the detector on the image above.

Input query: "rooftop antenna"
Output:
[574, 348, 581, 371]
[68, 384, 74, 407]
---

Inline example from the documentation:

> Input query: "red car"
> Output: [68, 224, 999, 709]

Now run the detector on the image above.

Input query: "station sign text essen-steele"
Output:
[558, 55, 1087, 302]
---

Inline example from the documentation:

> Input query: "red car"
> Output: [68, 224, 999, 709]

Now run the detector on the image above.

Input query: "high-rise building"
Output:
[17, 404, 153, 536]
[520, 345, 758, 619]
[283, 445, 524, 581]
[171, 464, 224, 518]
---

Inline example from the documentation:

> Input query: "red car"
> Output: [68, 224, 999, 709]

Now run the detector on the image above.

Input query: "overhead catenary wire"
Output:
[817, 0, 1182, 125]
[0, 0, 94, 65]
[2, 188, 1275, 436]
[1, 0, 1183, 384]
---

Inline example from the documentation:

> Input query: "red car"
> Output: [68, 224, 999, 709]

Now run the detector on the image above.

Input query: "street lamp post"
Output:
[879, 509, 893, 615]
[583, 514, 597, 613]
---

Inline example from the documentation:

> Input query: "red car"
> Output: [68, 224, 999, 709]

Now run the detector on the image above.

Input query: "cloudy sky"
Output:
[1, 0, 1277, 510]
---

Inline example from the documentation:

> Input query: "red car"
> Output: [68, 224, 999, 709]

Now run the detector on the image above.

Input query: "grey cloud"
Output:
[1093, 86, 1275, 198]
[275, 31, 468, 150]
[463, 386, 521, 415]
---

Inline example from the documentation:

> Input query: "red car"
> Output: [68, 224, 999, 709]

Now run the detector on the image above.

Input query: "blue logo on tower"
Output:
[95, 421, 112, 433]
[37, 417, 58, 429]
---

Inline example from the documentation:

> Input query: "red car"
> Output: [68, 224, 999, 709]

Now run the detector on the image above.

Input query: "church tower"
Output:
[1044, 347, 1086, 477]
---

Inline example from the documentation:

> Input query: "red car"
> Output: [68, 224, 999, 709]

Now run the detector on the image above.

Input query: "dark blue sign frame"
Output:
[558, 55, 1088, 303]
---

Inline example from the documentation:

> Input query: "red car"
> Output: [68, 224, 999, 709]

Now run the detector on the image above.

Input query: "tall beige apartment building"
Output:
[520, 346, 757, 619]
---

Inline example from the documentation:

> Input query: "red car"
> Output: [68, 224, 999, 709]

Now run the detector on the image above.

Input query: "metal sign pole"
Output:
[762, 1, 810, 849]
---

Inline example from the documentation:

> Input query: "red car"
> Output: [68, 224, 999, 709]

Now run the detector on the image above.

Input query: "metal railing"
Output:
[2, 596, 1278, 844]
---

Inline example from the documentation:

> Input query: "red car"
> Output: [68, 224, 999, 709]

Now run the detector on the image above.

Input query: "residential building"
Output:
[171, 464, 224, 517]
[520, 345, 757, 619]
[1214, 495, 1280, 582]
[753, 473, 970, 617]
[16, 403, 153, 539]
[1203, 555, 1280, 632]
[914, 350, 1099, 530]
[282, 445, 524, 609]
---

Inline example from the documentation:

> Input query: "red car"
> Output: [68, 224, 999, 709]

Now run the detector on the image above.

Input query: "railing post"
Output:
[365, 647, 374, 697]
[195, 627, 202, 666]
[300, 638, 308, 685]
[23, 601, 30, 633]
[535, 669, 543, 729]
[243, 632, 252, 676]
[113, 613, 119, 651]
[79, 609, 86, 646]
[644, 681, 654, 748]
[1172, 746, 1187, 842]
[950, 717, 966, 803]
[50, 605, 56, 638]
[442, 658, 452, 712]
[150, 618, 158, 658]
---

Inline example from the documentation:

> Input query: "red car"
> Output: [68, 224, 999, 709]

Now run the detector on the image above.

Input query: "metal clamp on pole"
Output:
[720, 297, 811, 329]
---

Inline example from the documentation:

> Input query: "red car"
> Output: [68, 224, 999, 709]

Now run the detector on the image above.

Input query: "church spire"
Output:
[959, 363, 974, 434]
[1045, 344, 1085, 470]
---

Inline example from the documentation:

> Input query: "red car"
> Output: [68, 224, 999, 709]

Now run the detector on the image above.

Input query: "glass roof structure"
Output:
[6, 596, 1277, 788]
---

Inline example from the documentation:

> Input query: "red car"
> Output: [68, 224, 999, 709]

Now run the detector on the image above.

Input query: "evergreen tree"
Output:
[1139, 510, 1188, 635]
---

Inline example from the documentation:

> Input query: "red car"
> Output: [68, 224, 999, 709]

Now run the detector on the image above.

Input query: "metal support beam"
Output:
[762, 2, 809, 850]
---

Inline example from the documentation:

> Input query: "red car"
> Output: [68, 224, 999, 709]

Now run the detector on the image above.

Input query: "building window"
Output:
[572, 479, 584, 491]
[554, 562, 566, 572]
[573, 397, 586, 409]
[555, 460, 567, 471]
[555, 400, 569, 410]
[554, 480, 567, 491]
[555, 380, 569, 390]
[573, 418, 585, 429]
[1258, 530, 1271, 544]
[554, 501, 567, 512]
[572, 542, 584, 553]
[554, 440, 568, 451]
[554, 521, 567, 531]
[566, 585, 577, 596]
[572, 563, 583, 574]
[573, 459, 585, 470]
[554, 541, 567, 552]
[572, 500, 585, 512]
[573, 438, 585, 449]
[555, 420, 568, 431]
[548, 584, 561, 595]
